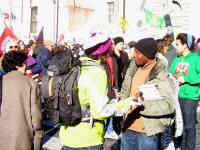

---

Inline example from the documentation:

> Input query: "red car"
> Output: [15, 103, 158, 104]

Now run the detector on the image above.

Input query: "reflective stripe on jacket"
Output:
[59, 57, 133, 148]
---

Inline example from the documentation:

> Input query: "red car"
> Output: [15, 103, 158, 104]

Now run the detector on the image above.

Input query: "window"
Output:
[30, 6, 37, 33]
[107, 2, 114, 23]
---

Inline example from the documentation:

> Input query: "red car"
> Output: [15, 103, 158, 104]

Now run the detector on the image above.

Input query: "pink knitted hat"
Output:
[83, 32, 113, 56]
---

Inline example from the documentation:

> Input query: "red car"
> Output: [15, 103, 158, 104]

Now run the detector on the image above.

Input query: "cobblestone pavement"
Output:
[42, 120, 62, 150]
[42, 107, 200, 150]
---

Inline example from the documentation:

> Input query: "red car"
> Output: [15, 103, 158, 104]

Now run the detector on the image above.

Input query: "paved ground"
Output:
[42, 106, 200, 150]
[196, 106, 200, 150]
[42, 120, 62, 150]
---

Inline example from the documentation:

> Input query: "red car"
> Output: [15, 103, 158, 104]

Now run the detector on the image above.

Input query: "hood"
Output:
[177, 51, 199, 59]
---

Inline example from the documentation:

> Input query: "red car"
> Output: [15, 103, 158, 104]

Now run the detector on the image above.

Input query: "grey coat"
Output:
[0, 71, 43, 150]
[165, 45, 178, 68]
[121, 57, 176, 136]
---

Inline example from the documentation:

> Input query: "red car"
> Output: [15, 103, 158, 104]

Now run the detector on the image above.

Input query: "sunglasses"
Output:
[9, 45, 19, 49]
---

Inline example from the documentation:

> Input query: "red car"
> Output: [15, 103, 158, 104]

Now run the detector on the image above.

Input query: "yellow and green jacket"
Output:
[59, 57, 133, 148]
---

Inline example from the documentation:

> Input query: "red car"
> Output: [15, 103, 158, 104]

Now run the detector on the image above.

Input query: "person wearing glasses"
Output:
[8, 39, 20, 52]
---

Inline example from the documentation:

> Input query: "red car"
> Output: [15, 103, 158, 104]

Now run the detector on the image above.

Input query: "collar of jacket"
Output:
[129, 57, 169, 83]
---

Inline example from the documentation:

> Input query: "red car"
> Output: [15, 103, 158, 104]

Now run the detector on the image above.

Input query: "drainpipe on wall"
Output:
[9, 0, 12, 30]
[21, 0, 23, 23]
[123, 0, 125, 19]
[53, 0, 56, 43]
[29, 0, 32, 39]
[123, 0, 125, 33]
[56, 0, 59, 44]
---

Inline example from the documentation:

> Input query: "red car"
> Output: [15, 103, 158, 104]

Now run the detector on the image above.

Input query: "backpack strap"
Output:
[48, 77, 53, 97]
[81, 105, 102, 128]
[0, 75, 3, 116]
[60, 65, 80, 105]
[53, 76, 63, 123]
[81, 60, 102, 69]
[81, 105, 91, 121]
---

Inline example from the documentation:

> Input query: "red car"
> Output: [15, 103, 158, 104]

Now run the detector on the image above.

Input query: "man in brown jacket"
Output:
[120, 38, 175, 150]
[0, 51, 43, 150]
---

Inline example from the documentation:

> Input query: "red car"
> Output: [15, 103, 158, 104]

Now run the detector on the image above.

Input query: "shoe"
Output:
[104, 131, 119, 140]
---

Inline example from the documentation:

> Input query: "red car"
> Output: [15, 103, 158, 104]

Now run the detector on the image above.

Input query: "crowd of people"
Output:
[0, 31, 199, 150]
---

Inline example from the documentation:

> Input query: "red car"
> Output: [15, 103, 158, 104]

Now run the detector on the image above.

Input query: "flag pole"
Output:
[21, 0, 23, 23]
[123, 0, 125, 19]
[123, 0, 125, 33]
[56, 0, 59, 44]
[9, 0, 12, 30]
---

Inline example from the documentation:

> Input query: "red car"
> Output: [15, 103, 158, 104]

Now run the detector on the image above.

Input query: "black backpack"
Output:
[42, 51, 102, 126]
[42, 50, 83, 126]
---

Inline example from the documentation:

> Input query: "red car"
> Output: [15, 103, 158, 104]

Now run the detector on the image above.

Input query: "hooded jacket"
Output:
[170, 51, 200, 100]
[121, 57, 176, 136]
[59, 57, 135, 148]
[36, 48, 51, 77]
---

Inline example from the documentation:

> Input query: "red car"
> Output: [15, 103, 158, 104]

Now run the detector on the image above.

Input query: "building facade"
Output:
[1, 0, 109, 43]
[1, 0, 199, 43]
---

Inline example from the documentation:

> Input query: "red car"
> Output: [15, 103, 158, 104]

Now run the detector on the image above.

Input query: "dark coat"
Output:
[115, 50, 129, 90]
[33, 43, 44, 57]
[104, 50, 129, 93]
[36, 48, 51, 77]
[104, 55, 119, 93]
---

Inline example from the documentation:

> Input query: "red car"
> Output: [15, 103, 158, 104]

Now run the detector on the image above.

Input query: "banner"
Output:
[145, 9, 164, 29]
[0, 25, 17, 54]
[117, 15, 129, 33]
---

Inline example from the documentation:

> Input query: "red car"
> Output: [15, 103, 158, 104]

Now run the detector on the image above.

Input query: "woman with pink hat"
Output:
[59, 32, 141, 150]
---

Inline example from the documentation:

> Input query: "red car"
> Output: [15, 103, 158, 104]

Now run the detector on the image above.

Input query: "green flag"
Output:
[145, 9, 164, 29]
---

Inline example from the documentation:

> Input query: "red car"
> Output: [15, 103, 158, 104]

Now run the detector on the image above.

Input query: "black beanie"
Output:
[134, 38, 157, 59]
[113, 36, 124, 45]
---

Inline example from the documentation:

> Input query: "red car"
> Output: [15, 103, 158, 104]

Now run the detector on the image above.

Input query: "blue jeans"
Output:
[106, 118, 114, 133]
[120, 129, 159, 150]
[179, 98, 198, 150]
[106, 99, 118, 133]
[61, 145, 103, 150]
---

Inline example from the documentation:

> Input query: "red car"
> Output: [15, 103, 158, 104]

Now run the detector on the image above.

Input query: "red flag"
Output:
[0, 25, 17, 54]
[58, 33, 64, 44]
[33, 35, 37, 41]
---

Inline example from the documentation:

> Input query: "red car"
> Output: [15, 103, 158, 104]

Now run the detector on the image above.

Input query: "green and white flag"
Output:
[145, 9, 164, 29]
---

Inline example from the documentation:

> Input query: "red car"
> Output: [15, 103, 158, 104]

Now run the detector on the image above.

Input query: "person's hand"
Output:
[107, 88, 120, 100]
[171, 73, 184, 85]
[178, 77, 185, 85]
[114, 89, 120, 99]
[128, 97, 143, 110]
